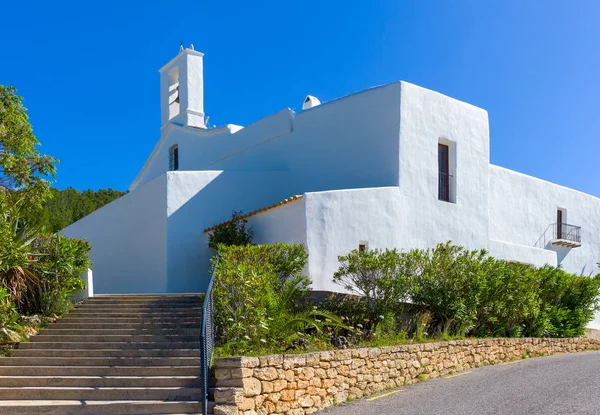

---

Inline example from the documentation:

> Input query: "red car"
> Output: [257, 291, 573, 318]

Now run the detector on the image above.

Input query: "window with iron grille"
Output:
[438, 143, 452, 202]
[169, 145, 179, 171]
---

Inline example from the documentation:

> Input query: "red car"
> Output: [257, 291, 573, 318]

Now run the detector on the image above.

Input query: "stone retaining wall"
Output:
[213, 338, 600, 415]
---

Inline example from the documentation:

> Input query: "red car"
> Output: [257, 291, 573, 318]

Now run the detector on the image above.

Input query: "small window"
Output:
[438, 140, 456, 203]
[169, 145, 179, 171]
[438, 143, 451, 202]
[358, 241, 368, 253]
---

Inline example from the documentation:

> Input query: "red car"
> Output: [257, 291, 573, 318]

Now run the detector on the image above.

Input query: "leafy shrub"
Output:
[20, 235, 91, 316]
[472, 260, 539, 337]
[208, 211, 254, 250]
[407, 242, 488, 336]
[332, 242, 600, 340]
[333, 248, 412, 333]
[526, 265, 600, 337]
[212, 243, 346, 355]
[213, 244, 307, 353]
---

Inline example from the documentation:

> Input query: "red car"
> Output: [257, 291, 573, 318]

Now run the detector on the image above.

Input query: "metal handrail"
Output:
[553, 222, 581, 243]
[200, 256, 219, 415]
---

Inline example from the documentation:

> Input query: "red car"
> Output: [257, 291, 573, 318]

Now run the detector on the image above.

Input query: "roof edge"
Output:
[203, 195, 304, 233]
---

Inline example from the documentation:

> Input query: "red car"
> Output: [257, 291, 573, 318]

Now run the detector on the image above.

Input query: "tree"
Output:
[207, 211, 254, 250]
[38, 187, 126, 233]
[0, 85, 56, 217]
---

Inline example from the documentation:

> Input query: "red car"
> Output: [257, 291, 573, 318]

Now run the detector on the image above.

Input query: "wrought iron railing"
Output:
[200, 256, 219, 414]
[553, 223, 581, 243]
[438, 172, 453, 202]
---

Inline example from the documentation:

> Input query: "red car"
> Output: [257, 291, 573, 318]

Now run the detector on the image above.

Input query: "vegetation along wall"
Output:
[212, 338, 600, 415]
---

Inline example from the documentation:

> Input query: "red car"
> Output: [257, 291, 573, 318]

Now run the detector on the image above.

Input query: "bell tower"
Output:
[159, 45, 205, 130]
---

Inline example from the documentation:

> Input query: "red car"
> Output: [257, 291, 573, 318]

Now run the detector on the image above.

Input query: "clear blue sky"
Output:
[2, 1, 599, 195]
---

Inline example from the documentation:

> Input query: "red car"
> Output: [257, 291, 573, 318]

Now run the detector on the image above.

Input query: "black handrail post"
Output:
[200, 256, 219, 415]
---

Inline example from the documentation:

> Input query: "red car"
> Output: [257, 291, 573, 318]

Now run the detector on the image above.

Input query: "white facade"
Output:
[61, 48, 600, 327]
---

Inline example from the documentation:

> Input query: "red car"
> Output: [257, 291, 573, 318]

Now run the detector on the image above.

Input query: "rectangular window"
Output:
[169, 145, 179, 171]
[438, 143, 451, 202]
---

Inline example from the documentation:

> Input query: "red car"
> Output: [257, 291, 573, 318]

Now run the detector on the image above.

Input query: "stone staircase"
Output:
[0, 294, 215, 414]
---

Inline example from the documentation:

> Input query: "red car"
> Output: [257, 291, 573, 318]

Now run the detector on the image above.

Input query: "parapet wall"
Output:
[213, 337, 600, 415]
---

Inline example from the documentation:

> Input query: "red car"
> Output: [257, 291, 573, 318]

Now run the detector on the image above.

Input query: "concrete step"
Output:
[0, 357, 200, 366]
[28, 334, 200, 342]
[50, 322, 200, 329]
[0, 366, 200, 376]
[0, 357, 200, 367]
[74, 304, 202, 310]
[78, 303, 201, 309]
[0, 376, 201, 387]
[0, 386, 201, 400]
[56, 317, 202, 324]
[87, 295, 201, 299]
[38, 328, 201, 336]
[80, 298, 202, 307]
[12, 349, 200, 358]
[65, 311, 202, 318]
[18, 341, 200, 350]
[0, 400, 208, 414]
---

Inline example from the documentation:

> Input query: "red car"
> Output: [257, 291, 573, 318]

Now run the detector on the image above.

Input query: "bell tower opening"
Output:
[168, 66, 180, 120]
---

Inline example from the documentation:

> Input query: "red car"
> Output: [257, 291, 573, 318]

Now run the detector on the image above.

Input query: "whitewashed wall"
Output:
[304, 187, 403, 292]
[249, 199, 306, 246]
[489, 166, 600, 277]
[133, 83, 403, 195]
[165, 170, 292, 292]
[61, 175, 168, 293]
[398, 82, 491, 250]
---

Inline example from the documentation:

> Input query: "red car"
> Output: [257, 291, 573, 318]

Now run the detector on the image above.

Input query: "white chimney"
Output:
[302, 95, 321, 110]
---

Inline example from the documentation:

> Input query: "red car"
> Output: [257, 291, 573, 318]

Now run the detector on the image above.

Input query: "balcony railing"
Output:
[438, 172, 453, 202]
[551, 222, 581, 247]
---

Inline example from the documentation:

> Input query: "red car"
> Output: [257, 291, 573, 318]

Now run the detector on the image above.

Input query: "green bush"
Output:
[213, 244, 307, 353]
[21, 235, 91, 316]
[526, 265, 600, 337]
[208, 211, 254, 250]
[407, 242, 488, 336]
[212, 243, 348, 355]
[333, 242, 600, 340]
[472, 260, 539, 337]
[333, 248, 411, 333]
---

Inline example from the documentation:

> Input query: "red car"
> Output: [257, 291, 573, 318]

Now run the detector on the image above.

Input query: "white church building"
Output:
[62, 48, 600, 327]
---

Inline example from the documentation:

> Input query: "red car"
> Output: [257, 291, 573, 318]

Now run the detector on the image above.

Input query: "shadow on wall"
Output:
[534, 225, 553, 249]
[165, 171, 293, 293]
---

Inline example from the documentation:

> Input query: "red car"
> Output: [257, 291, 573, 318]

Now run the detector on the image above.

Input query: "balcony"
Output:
[550, 222, 581, 248]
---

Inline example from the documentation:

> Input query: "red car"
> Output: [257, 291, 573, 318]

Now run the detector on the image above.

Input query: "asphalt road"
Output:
[321, 351, 600, 415]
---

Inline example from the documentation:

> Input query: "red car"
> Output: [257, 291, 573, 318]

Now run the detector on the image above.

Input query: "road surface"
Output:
[321, 351, 600, 415]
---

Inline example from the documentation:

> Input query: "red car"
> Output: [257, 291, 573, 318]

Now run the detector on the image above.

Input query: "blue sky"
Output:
[2, 1, 599, 195]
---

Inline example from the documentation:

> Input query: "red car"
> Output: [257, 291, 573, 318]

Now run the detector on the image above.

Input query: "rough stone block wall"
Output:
[213, 338, 600, 415]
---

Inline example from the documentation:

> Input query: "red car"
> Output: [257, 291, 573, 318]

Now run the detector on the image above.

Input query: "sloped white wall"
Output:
[165, 170, 292, 293]
[134, 83, 403, 195]
[61, 175, 168, 293]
